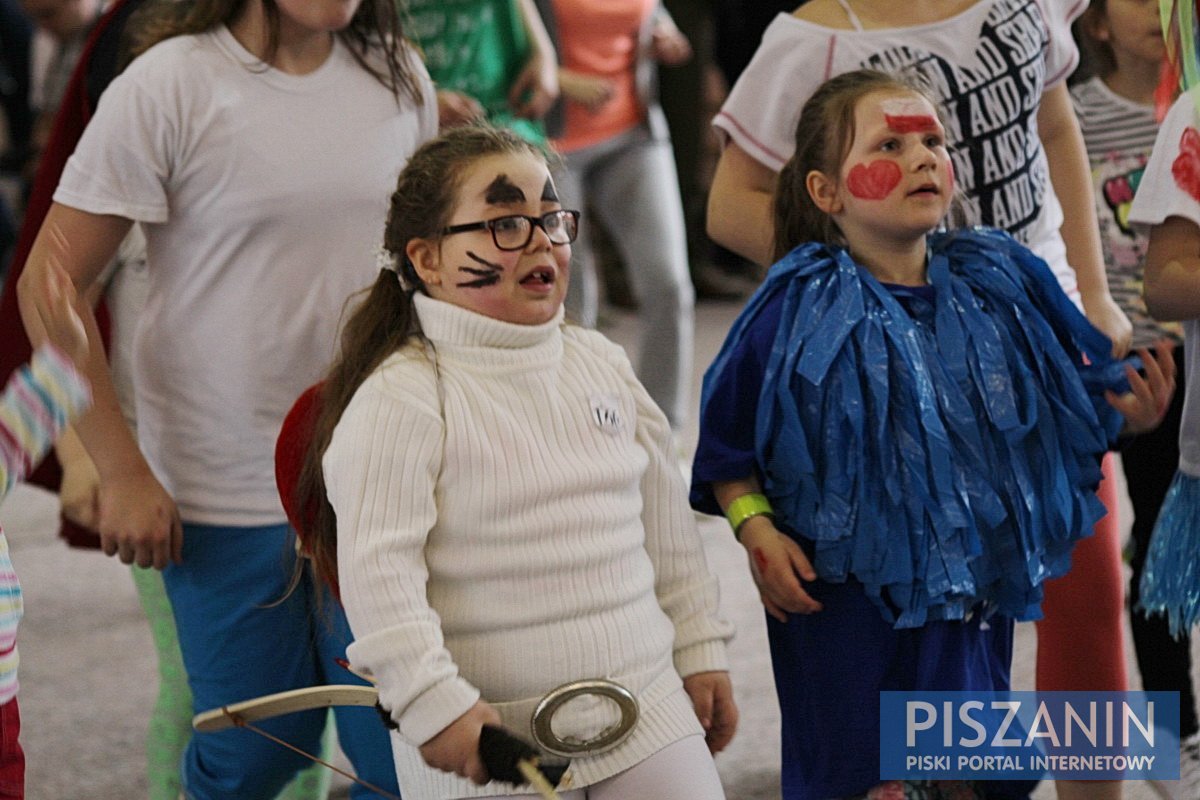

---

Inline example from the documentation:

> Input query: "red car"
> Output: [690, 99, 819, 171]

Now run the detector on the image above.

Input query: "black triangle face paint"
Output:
[485, 175, 526, 205]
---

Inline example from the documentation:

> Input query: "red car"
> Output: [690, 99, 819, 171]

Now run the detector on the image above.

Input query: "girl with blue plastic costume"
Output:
[690, 69, 1175, 800]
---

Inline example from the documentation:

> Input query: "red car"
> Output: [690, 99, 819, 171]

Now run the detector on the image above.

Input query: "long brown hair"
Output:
[122, 0, 422, 103]
[297, 125, 550, 590]
[772, 69, 948, 261]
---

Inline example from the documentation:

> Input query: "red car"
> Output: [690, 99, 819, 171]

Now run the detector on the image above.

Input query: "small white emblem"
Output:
[589, 394, 624, 435]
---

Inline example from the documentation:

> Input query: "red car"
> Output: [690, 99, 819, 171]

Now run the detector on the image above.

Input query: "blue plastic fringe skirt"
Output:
[1139, 471, 1200, 637]
[703, 228, 1129, 628]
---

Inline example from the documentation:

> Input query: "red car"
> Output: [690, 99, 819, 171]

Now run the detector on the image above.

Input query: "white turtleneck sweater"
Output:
[325, 293, 732, 799]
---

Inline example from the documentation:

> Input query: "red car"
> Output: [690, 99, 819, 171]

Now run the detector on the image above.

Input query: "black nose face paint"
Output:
[456, 251, 503, 288]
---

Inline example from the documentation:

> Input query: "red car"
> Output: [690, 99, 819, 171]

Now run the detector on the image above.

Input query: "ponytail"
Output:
[295, 269, 420, 590]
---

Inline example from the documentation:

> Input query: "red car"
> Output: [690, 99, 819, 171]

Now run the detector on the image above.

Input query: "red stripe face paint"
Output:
[884, 113, 938, 133]
[846, 160, 902, 200]
[880, 97, 939, 133]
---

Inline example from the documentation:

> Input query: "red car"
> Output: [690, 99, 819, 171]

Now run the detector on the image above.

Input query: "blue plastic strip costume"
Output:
[1140, 473, 1200, 636]
[702, 228, 1128, 628]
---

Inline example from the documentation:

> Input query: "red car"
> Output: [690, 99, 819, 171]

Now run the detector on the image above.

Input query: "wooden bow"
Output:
[193, 685, 562, 800]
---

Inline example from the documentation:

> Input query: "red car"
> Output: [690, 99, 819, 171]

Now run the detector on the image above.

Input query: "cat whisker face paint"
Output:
[456, 251, 503, 288]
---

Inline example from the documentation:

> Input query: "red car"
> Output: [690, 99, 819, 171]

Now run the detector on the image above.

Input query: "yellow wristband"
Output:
[725, 493, 773, 539]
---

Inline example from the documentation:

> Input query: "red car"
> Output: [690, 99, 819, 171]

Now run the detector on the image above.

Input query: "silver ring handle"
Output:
[530, 679, 639, 758]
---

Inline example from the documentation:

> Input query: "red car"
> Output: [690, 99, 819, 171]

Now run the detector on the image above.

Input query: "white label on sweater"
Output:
[589, 394, 624, 435]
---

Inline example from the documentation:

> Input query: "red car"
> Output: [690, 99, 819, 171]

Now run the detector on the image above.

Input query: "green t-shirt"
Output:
[404, 0, 546, 144]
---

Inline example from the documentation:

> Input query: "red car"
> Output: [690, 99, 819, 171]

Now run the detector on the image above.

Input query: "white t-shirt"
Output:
[715, 0, 1084, 295]
[55, 28, 437, 525]
[1128, 92, 1200, 477]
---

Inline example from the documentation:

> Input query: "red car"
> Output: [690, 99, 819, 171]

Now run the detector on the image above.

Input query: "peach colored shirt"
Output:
[551, 0, 654, 153]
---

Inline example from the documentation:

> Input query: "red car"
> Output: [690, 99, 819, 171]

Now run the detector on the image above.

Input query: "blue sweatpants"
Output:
[164, 522, 399, 799]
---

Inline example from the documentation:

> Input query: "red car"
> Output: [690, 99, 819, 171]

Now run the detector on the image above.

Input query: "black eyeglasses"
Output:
[441, 209, 581, 251]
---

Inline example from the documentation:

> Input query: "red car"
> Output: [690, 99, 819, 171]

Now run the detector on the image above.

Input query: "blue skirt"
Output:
[769, 578, 1015, 800]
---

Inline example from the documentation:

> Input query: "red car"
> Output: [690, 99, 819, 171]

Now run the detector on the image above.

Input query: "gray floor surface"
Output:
[0, 299, 1184, 799]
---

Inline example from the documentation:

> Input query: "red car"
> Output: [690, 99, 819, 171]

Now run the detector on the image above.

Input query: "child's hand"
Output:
[508, 50, 558, 120]
[1083, 293, 1134, 358]
[99, 469, 184, 569]
[682, 671, 738, 753]
[437, 90, 486, 130]
[58, 442, 100, 530]
[35, 256, 89, 366]
[558, 69, 616, 111]
[651, 19, 692, 66]
[1106, 342, 1177, 434]
[419, 699, 502, 784]
[738, 516, 823, 622]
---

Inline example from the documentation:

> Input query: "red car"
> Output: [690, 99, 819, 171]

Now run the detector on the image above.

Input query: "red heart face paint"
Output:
[846, 160, 902, 200]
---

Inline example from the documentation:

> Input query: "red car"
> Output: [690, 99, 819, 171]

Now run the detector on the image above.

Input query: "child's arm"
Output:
[650, 5, 692, 67]
[557, 68, 617, 111]
[17, 203, 182, 570]
[53, 427, 100, 528]
[1143, 215, 1200, 321]
[706, 142, 777, 267]
[508, 0, 558, 121]
[0, 264, 92, 501]
[712, 476, 823, 623]
[327, 373, 494, 777]
[1038, 82, 1133, 356]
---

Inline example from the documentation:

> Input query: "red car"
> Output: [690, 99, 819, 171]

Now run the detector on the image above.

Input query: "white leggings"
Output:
[476, 735, 725, 800]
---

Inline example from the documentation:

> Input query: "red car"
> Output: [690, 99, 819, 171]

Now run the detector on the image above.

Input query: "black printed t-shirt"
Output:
[715, 0, 1084, 293]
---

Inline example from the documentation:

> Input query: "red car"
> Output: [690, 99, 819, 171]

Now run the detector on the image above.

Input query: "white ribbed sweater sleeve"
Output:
[594, 336, 733, 678]
[324, 355, 480, 746]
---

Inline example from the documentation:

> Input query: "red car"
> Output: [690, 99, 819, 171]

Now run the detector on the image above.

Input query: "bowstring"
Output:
[222, 709, 403, 800]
